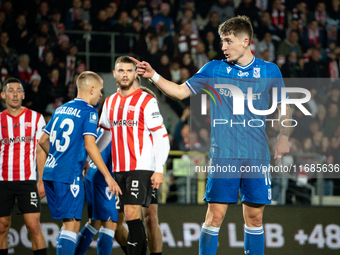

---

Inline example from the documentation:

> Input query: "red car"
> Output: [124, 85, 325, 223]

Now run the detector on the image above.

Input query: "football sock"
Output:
[199, 223, 220, 255]
[97, 228, 115, 255]
[33, 248, 47, 255]
[74, 222, 98, 255]
[57, 230, 77, 255]
[0, 249, 8, 255]
[126, 219, 147, 255]
[244, 225, 264, 255]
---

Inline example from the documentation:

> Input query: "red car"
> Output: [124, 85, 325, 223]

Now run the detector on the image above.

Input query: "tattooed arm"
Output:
[274, 104, 291, 165]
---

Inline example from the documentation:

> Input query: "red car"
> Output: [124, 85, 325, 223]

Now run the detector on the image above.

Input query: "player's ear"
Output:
[112, 70, 116, 78]
[243, 37, 249, 48]
[0, 91, 4, 100]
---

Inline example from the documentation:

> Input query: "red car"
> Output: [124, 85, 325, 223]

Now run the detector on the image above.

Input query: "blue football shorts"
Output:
[204, 158, 272, 204]
[85, 179, 119, 222]
[44, 178, 85, 220]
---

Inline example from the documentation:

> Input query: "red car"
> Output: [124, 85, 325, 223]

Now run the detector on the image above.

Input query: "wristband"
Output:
[151, 72, 160, 83]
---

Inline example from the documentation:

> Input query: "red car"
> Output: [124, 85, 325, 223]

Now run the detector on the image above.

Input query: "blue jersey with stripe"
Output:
[42, 98, 98, 184]
[186, 57, 286, 160]
[86, 129, 113, 185]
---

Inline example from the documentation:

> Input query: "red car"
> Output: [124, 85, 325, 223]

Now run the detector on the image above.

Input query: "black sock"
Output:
[33, 248, 47, 255]
[121, 245, 128, 255]
[150, 253, 162, 255]
[126, 219, 147, 255]
[141, 221, 147, 255]
[0, 249, 8, 255]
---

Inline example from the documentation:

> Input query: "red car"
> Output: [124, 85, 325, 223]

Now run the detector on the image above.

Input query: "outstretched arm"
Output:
[274, 104, 291, 165]
[130, 57, 191, 101]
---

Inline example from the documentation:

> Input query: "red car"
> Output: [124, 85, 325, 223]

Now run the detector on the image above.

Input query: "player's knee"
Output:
[26, 222, 42, 238]
[0, 220, 10, 236]
[247, 215, 263, 227]
[206, 210, 225, 227]
[124, 207, 140, 221]
[144, 212, 158, 228]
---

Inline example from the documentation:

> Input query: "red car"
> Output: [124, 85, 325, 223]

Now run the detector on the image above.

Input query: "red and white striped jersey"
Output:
[0, 108, 45, 181]
[99, 89, 163, 172]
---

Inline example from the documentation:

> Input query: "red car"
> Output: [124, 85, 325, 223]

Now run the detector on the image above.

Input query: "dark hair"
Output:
[2, 78, 23, 92]
[218, 15, 253, 45]
[115, 56, 136, 69]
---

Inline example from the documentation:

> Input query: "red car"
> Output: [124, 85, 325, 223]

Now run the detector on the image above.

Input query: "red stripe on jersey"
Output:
[24, 110, 33, 180]
[108, 94, 119, 172]
[116, 97, 126, 171]
[149, 125, 162, 132]
[1, 112, 9, 181]
[12, 115, 21, 181]
[138, 95, 153, 155]
[163, 134, 168, 138]
[126, 92, 142, 171]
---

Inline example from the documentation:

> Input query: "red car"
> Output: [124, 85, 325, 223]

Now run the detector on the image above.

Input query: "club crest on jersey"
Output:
[128, 105, 135, 112]
[24, 122, 32, 129]
[70, 180, 80, 197]
[253, 67, 261, 78]
[227, 67, 232, 74]
[89, 112, 97, 124]
[105, 186, 113, 200]
[237, 70, 249, 77]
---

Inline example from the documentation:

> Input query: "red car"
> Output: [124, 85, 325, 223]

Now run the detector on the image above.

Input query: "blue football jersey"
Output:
[186, 57, 286, 160]
[42, 98, 98, 184]
[86, 128, 113, 185]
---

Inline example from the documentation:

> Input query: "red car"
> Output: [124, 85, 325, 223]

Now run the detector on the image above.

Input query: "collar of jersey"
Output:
[118, 88, 141, 99]
[74, 98, 93, 107]
[225, 56, 255, 70]
[3, 107, 27, 118]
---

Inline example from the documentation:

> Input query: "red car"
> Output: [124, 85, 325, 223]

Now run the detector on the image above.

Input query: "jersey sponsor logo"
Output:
[0, 136, 34, 145]
[70, 180, 80, 197]
[237, 70, 249, 77]
[110, 119, 138, 127]
[227, 67, 232, 73]
[105, 186, 113, 200]
[55, 106, 81, 118]
[151, 112, 160, 118]
[45, 154, 58, 168]
[253, 67, 261, 78]
[89, 112, 98, 124]
[219, 88, 261, 100]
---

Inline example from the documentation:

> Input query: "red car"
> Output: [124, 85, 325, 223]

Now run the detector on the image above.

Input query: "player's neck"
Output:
[119, 86, 137, 97]
[6, 105, 24, 117]
[235, 50, 254, 67]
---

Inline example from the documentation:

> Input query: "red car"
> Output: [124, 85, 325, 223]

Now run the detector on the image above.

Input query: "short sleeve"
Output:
[36, 114, 46, 140]
[144, 98, 163, 131]
[270, 63, 287, 104]
[99, 98, 110, 131]
[185, 62, 213, 95]
[83, 109, 99, 138]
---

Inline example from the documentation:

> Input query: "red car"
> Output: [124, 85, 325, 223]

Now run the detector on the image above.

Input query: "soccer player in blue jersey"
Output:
[132, 16, 291, 255]
[38, 71, 121, 255]
[74, 128, 120, 255]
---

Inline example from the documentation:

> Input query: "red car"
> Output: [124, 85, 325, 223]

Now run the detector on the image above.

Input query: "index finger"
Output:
[129, 56, 141, 65]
